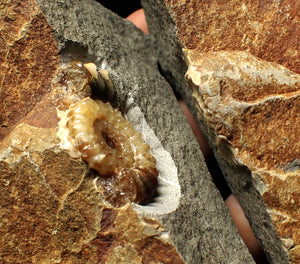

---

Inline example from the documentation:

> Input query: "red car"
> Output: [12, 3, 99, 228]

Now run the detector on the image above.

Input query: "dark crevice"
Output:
[59, 40, 96, 63]
[158, 60, 270, 264]
[96, 0, 142, 18]
[172, 89, 233, 201]
[204, 154, 232, 200]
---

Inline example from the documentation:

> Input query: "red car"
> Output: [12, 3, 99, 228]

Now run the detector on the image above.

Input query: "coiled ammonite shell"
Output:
[65, 97, 158, 205]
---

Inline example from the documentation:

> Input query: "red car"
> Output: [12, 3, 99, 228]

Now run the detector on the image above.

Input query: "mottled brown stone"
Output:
[137, 237, 185, 264]
[0, 124, 89, 263]
[0, 119, 185, 263]
[23, 95, 60, 128]
[58, 204, 185, 264]
[0, 0, 59, 140]
[106, 205, 185, 264]
[185, 40, 300, 264]
[165, 0, 299, 73]
[185, 50, 300, 171]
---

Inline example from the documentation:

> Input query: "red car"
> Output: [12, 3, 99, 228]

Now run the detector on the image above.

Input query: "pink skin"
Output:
[126, 9, 149, 34]
[179, 100, 264, 260]
[127, 9, 266, 263]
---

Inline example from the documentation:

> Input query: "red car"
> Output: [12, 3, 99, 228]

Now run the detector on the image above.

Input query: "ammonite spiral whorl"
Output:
[65, 97, 158, 205]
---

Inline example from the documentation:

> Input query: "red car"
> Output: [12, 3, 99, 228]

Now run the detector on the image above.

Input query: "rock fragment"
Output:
[143, 0, 299, 263]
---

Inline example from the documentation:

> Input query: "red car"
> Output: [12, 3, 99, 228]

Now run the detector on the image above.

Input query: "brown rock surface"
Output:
[0, 0, 59, 139]
[166, 0, 299, 74]
[143, 0, 299, 263]
[185, 49, 300, 262]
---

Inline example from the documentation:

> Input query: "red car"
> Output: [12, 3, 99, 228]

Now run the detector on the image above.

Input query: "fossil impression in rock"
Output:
[53, 61, 159, 206]
[58, 94, 158, 206]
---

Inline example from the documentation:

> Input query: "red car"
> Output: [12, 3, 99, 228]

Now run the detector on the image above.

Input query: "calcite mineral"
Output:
[143, 0, 299, 263]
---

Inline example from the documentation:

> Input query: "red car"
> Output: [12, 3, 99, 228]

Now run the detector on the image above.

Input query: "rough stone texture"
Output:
[143, 0, 299, 263]
[169, 0, 299, 74]
[0, 0, 254, 263]
[0, 0, 59, 139]
[185, 50, 300, 263]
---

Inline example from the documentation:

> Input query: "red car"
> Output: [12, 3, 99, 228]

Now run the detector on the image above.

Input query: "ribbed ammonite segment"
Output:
[65, 97, 158, 206]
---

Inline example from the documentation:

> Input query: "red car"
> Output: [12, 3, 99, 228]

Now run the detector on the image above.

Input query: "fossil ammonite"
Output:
[63, 96, 158, 206]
